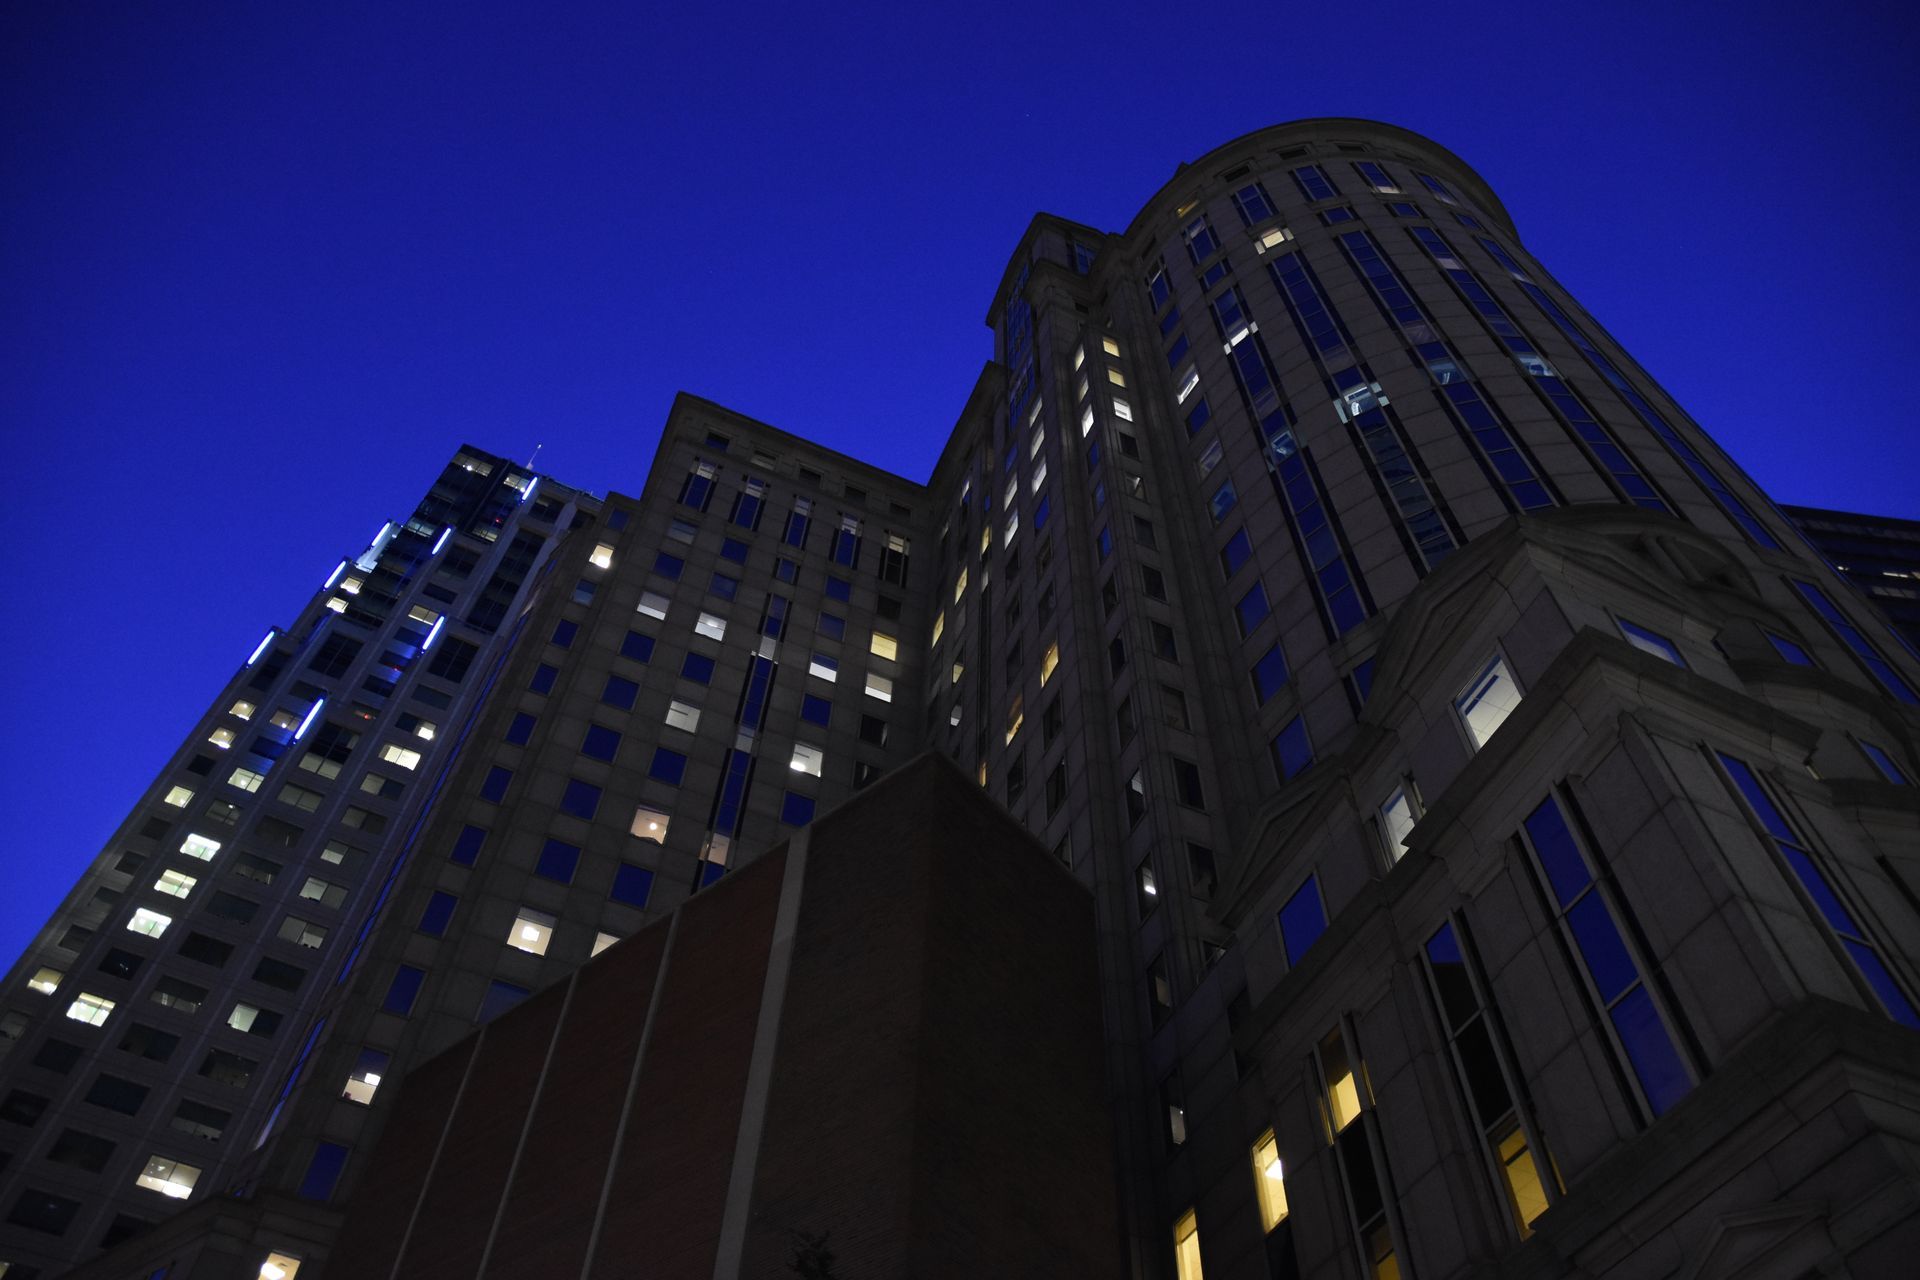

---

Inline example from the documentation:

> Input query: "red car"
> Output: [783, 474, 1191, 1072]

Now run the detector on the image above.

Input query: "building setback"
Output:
[5, 117, 1920, 1280]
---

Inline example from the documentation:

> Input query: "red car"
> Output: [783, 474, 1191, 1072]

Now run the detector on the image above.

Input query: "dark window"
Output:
[170, 1099, 230, 1142]
[709, 571, 740, 601]
[621, 631, 655, 663]
[1278, 877, 1327, 965]
[720, 537, 749, 562]
[1272, 716, 1314, 781]
[477, 983, 528, 1025]
[177, 932, 234, 968]
[418, 891, 458, 936]
[1174, 759, 1205, 808]
[97, 948, 142, 980]
[450, 824, 486, 866]
[560, 779, 601, 820]
[1151, 622, 1178, 662]
[251, 959, 305, 992]
[1252, 645, 1290, 703]
[801, 694, 832, 726]
[529, 664, 559, 695]
[602, 674, 639, 709]
[611, 864, 654, 907]
[382, 966, 425, 1016]
[7, 1187, 82, 1235]
[550, 619, 577, 648]
[427, 637, 478, 682]
[46, 1128, 116, 1171]
[781, 792, 817, 826]
[480, 766, 513, 802]
[31, 1038, 83, 1075]
[297, 1141, 350, 1202]
[1125, 770, 1147, 826]
[650, 748, 688, 786]
[681, 652, 716, 684]
[825, 575, 851, 603]
[581, 724, 621, 761]
[84, 1074, 148, 1115]
[198, 1048, 256, 1087]
[1045, 763, 1066, 816]
[506, 711, 537, 745]
[1220, 528, 1251, 577]
[536, 839, 581, 883]
[654, 551, 684, 580]
[150, 976, 208, 1014]
[208, 892, 258, 924]
[1, 1089, 50, 1126]
[1237, 583, 1271, 636]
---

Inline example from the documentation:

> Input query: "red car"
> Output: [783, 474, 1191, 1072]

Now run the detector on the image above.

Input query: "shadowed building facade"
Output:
[3, 119, 1918, 1280]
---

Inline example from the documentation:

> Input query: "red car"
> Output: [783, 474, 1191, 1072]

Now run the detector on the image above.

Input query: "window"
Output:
[449, 824, 486, 866]
[277, 915, 327, 948]
[1220, 528, 1251, 577]
[1252, 644, 1290, 703]
[506, 712, 537, 745]
[417, 892, 457, 936]
[179, 833, 221, 861]
[790, 743, 824, 777]
[611, 863, 654, 907]
[681, 652, 715, 684]
[226, 1002, 280, 1037]
[536, 839, 581, 884]
[800, 694, 832, 726]
[808, 653, 838, 682]
[781, 791, 817, 826]
[67, 991, 116, 1026]
[1380, 785, 1418, 862]
[1174, 758, 1205, 808]
[1456, 654, 1522, 749]
[151, 976, 208, 1013]
[1172, 1208, 1203, 1280]
[649, 748, 687, 786]
[382, 966, 425, 1015]
[864, 672, 893, 702]
[581, 723, 621, 761]
[1617, 619, 1685, 666]
[162, 785, 193, 807]
[1767, 631, 1816, 666]
[1794, 579, 1917, 704]
[1236, 583, 1270, 636]
[602, 674, 639, 709]
[869, 631, 898, 661]
[637, 590, 670, 621]
[508, 907, 557, 956]
[621, 630, 655, 663]
[664, 700, 701, 733]
[592, 931, 620, 957]
[1125, 770, 1147, 825]
[1859, 739, 1911, 785]
[551, 618, 579, 648]
[480, 766, 512, 802]
[695, 611, 727, 641]
[1277, 877, 1326, 965]
[1135, 859, 1159, 916]
[134, 1154, 201, 1200]
[342, 1048, 389, 1106]
[1292, 163, 1337, 200]
[154, 869, 197, 899]
[297, 1141, 349, 1202]
[127, 908, 173, 938]
[1252, 1129, 1288, 1231]
[1272, 716, 1314, 781]
[630, 804, 670, 842]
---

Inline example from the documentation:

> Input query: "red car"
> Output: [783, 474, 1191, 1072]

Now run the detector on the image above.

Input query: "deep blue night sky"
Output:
[3, 1, 1917, 965]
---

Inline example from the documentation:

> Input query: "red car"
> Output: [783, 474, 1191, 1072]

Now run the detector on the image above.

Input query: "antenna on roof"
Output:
[526, 444, 544, 471]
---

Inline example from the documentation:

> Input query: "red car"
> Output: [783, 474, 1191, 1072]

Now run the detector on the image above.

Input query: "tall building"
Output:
[5, 117, 1919, 1280]
[1784, 504, 1920, 653]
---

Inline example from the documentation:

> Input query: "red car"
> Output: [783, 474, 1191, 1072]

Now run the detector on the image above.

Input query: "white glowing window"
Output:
[207, 728, 236, 750]
[380, 744, 422, 771]
[228, 700, 257, 720]
[154, 870, 198, 899]
[324, 597, 347, 614]
[1080, 405, 1095, 435]
[931, 610, 945, 647]
[508, 907, 556, 956]
[135, 1155, 201, 1199]
[1380, 787, 1417, 862]
[789, 743, 824, 777]
[1253, 1130, 1289, 1230]
[1003, 512, 1019, 547]
[1073, 345, 1086, 370]
[665, 700, 702, 732]
[592, 931, 620, 957]
[1255, 226, 1295, 253]
[1029, 426, 1045, 459]
[162, 786, 194, 808]
[1030, 457, 1048, 492]
[808, 653, 838, 682]
[637, 591, 670, 621]
[1040, 641, 1060, 686]
[630, 804, 671, 842]
[870, 632, 899, 662]
[1175, 368, 1200, 403]
[320, 840, 352, 865]
[339, 575, 364, 595]
[127, 909, 173, 939]
[407, 605, 440, 626]
[1456, 654, 1523, 750]
[228, 768, 264, 793]
[696, 612, 727, 642]
[1112, 398, 1134, 422]
[67, 992, 116, 1026]
[949, 704, 962, 728]
[269, 709, 301, 732]
[227, 1003, 265, 1033]
[951, 661, 965, 685]
[258, 1251, 303, 1280]
[590, 542, 615, 570]
[27, 967, 63, 995]
[667, 518, 697, 544]
[407, 718, 438, 741]
[1005, 694, 1025, 744]
[300, 877, 347, 909]
[1002, 474, 1018, 512]
[1077, 374, 1090, 400]
[865, 673, 894, 703]
[1027, 396, 1044, 427]
[1103, 336, 1122, 357]
[180, 834, 222, 862]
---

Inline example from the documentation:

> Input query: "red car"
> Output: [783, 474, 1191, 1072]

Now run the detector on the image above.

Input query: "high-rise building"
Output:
[1784, 504, 1920, 653]
[6, 117, 1919, 1280]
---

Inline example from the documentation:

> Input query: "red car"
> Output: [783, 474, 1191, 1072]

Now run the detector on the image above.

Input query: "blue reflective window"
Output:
[1251, 644, 1290, 703]
[825, 575, 851, 603]
[506, 712, 536, 745]
[581, 724, 621, 762]
[1220, 528, 1252, 577]
[1185, 397, 1211, 435]
[801, 694, 832, 727]
[1272, 716, 1313, 781]
[1766, 632, 1814, 666]
[297, 1141, 350, 1202]
[775, 557, 798, 583]
[417, 892, 457, 937]
[1166, 333, 1190, 367]
[710, 571, 740, 601]
[1277, 876, 1327, 965]
[1859, 740, 1910, 785]
[1617, 619, 1685, 666]
[818, 613, 846, 641]
[602, 674, 639, 709]
[1210, 480, 1238, 523]
[1232, 182, 1276, 224]
[611, 863, 654, 908]
[1147, 264, 1170, 309]
[480, 766, 512, 803]
[1236, 582, 1270, 636]
[781, 791, 817, 826]
[1097, 526, 1112, 560]
[449, 825, 486, 867]
[720, 537, 749, 563]
[529, 664, 558, 695]
[381, 966, 424, 1016]
[654, 552, 684, 580]
[536, 839, 580, 883]
[1348, 658, 1376, 706]
[1793, 580, 1918, 704]
[1522, 796, 1592, 908]
[681, 653, 715, 685]
[551, 620, 577, 648]
[1291, 165, 1337, 201]
[478, 981, 528, 1024]
[1033, 495, 1052, 532]
[649, 748, 687, 786]
[1318, 206, 1356, 225]
[1609, 987, 1692, 1117]
[699, 861, 726, 887]
[620, 630, 654, 663]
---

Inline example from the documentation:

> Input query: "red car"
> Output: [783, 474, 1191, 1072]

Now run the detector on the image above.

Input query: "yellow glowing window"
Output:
[931, 610, 945, 647]
[27, 967, 63, 995]
[1497, 1122, 1550, 1236]
[324, 596, 346, 614]
[207, 728, 235, 750]
[954, 567, 968, 602]
[1320, 1027, 1365, 1133]
[257, 1252, 303, 1280]
[339, 575, 364, 595]
[590, 542, 615, 570]
[1252, 1130, 1289, 1230]
[1173, 1208, 1204, 1280]
[631, 804, 670, 842]
[1255, 226, 1295, 253]
[407, 604, 440, 625]
[154, 870, 198, 899]
[1103, 336, 1122, 357]
[1073, 345, 1086, 370]
[509, 907, 556, 956]
[870, 632, 898, 662]
[66, 992, 116, 1026]
[1005, 694, 1024, 745]
[1108, 366, 1126, 387]
[951, 661, 964, 685]
[1040, 641, 1060, 686]
[134, 1154, 200, 1199]
[228, 700, 257, 720]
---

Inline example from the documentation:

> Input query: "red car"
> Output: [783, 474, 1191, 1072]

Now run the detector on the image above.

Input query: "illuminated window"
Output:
[269, 710, 301, 732]
[1173, 1208, 1204, 1280]
[1175, 368, 1200, 402]
[1103, 336, 1121, 357]
[1005, 694, 1024, 744]
[951, 660, 964, 685]
[1073, 345, 1085, 369]
[1112, 397, 1133, 422]
[228, 700, 257, 720]
[154, 870, 198, 899]
[28, 967, 63, 995]
[590, 542, 615, 569]
[162, 785, 193, 808]
[1255, 226, 1295, 253]
[637, 591, 670, 620]
[864, 673, 893, 703]
[1379, 785, 1417, 862]
[379, 744, 422, 771]
[1252, 1129, 1288, 1230]
[227, 767, 265, 793]
[207, 728, 235, 750]
[870, 631, 898, 661]
[179, 833, 221, 861]
[1135, 859, 1159, 915]
[696, 611, 727, 641]
[227, 1003, 269, 1033]
[630, 804, 671, 842]
[258, 1251, 303, 1280]
[954, 566, 968, 601]
[1080, 405, 1094, 435]
[665, 700, 701, 733]
[67, 992, 116, 1026]
[1318, 1025, 1365, 1133]
[298, 877, 347, 909]
[135, 1154, 201, 1199]
[1197, 439, 1223, 477]
[508, 907, 556, 956]
[1455, 654, 1522, 749]
[930, 610, 945, 646]
[1039, 641, 1059, 685]
[592, 931, 620, 957]
[127, 909, 173, 938]
[790, 743, 824, 777]
[1107, 367, 1126, 388]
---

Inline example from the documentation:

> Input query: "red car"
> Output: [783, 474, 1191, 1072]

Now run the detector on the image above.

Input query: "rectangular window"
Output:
[179, 833, 221, 862]
[1252, 1129, 1288, 1231]
[1292, 164, 1337, 200]
[134, 1154, 201, 1200]
[1456, 653, 1522, 748]
[66, 992, 116, 1026]
[154, 870, 197, 899]
[1379, 786, 1417, 862]
[1793, 580, 1918, 704]
[508, 907, 556, 956]
[1314, 1023, 1400, 1278]
[127, 908, 173, 938]
[1277, 877, 1326, 965]
[789, 743, 824, 777]
[342, 1047, 390, 1105]
[1173, 1208, 1203, 1280]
